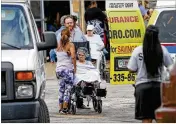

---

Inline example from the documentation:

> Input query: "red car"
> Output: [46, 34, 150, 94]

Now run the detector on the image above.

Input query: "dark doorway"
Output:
[44, 1, 70, 30]
[44, 1, 70, 19]
[44, 1, 70, 61]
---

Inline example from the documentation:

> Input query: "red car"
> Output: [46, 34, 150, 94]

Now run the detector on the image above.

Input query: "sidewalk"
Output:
[45, 62, 57, 80]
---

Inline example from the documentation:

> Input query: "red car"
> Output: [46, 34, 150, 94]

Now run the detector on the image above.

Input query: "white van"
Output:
[1, 0, 57, 123]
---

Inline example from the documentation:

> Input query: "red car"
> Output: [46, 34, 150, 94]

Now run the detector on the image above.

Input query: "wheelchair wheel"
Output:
[105, 71, 110, 83]
[100, 65, 106, 80]
[70, 103, 76, 115]
[97, 100, 102, 114]
[70, 89, 77, 115]
[92, 98, 97, 112]
[100, 55, 106, 80]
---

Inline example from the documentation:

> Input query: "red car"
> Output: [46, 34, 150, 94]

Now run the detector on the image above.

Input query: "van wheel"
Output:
[38, 99, 50, 123]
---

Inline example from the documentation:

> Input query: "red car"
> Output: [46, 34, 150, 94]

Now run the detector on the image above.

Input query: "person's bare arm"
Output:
[69, 43, 76, 74]
[143, 14, 149, 20]
[56, 42, 61, 51]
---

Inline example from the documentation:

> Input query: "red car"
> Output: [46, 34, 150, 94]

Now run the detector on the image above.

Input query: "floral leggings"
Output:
[56, 69, 74, 104]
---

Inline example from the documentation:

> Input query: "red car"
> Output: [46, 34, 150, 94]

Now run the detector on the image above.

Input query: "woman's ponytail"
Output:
[61, 35, 69, 42]
[60, 28, 70, 47]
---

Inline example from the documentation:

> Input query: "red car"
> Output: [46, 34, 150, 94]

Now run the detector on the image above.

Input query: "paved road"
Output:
[44, 63, 140, 123]
[45, 79, 140, 123]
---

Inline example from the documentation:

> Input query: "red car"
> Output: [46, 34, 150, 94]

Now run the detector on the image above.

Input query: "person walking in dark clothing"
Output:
[84, 0, 107, 41]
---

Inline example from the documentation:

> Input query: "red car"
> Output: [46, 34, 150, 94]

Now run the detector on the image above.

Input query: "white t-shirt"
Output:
[85, 34, 104, 51]
[127, 45, 173, 86]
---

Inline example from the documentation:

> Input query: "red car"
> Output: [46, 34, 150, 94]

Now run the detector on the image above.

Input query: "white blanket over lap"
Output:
[74, 62, 101, 85]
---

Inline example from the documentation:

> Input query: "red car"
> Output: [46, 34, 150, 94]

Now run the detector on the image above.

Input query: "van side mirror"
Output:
[37, 32, 57, 51]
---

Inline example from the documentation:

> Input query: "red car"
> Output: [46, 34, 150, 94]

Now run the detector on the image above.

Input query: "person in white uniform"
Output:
[85, 24, 106, 69]
[127, 25, 173, 123]
[85, 25, 104, 52]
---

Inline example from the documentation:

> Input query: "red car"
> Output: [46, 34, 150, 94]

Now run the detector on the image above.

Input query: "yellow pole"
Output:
[80, 0, 85, 33]
[142, 0, 145, 7]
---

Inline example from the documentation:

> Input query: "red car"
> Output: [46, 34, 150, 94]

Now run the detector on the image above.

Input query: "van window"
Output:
[155, 10, 176, 43]
[1, 5, 33, 49]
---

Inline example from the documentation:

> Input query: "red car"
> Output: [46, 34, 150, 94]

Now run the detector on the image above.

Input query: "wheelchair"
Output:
[67, 41, 107, 114]
[79, 80, 107, 113]
[68, 79, 106, 114]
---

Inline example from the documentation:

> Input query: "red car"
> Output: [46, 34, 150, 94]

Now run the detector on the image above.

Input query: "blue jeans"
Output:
[49, 49, 56, 62]
[103, 48, 108, 55]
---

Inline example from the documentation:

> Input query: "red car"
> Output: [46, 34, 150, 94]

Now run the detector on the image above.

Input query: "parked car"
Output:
[155, 63, 176, 123]
[147, 1, 176, 64]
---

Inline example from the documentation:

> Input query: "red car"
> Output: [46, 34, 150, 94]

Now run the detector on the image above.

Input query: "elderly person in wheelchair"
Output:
[76, 47, 101, 82]
[74, 47, 102, 109]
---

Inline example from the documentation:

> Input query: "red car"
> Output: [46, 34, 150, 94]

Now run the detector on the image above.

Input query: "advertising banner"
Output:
[106, 0, 145, 85]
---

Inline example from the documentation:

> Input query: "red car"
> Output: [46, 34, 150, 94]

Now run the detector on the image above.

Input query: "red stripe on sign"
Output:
[161, 43, 176, 46]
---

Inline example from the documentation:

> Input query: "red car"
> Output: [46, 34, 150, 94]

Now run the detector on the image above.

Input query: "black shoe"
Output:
[62, 108, 68, 114]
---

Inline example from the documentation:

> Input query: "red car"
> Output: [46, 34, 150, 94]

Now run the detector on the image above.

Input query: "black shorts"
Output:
[135, 81, 161, 120]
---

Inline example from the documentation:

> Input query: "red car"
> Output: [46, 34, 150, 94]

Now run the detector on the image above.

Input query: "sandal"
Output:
[59, 109, 65, 114]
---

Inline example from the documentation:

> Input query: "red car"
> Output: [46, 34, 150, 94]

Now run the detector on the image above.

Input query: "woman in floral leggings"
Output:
[57, 69, 74, 105]
[56, 28, 76, 113]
